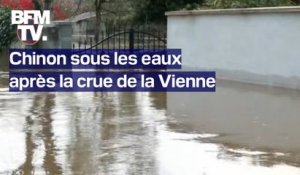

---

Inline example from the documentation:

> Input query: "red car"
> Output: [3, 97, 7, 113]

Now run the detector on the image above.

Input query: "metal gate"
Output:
[73, 25, 167, 50]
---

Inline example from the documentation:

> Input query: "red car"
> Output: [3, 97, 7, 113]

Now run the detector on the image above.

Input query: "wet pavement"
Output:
[1, 52, 300, 175]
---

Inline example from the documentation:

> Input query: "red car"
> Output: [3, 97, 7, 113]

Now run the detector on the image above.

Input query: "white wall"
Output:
[166, 7, 300, 89]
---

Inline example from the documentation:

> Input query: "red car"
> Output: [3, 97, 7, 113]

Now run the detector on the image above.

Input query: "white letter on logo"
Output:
[30, 25, 43, 41]
[35, 10, 50, 24]
[11, 10, 24, 25]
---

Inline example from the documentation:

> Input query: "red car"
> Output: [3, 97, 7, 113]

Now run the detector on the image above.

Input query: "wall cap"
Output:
[166, 6, 300, 16]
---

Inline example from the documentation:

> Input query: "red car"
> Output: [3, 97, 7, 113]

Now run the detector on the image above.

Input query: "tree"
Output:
[0, 0, 35, 48]
[291, 0, 300, 4]
[93, 0, 132, 42]
[94, 0, 106, 43]
[0, 0, 74, 48]
[0, 7, 15, 49]
[131, 0, 299, 24]
[1, 0, 34, 9]
[206, 0, 295, 8]
[132, 0, 205, 24]
[44, 0, 52, 10]
[32, 0, 42, 10]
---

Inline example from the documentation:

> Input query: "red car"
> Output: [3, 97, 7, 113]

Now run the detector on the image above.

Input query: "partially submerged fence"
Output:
[72, 25, 167, 50]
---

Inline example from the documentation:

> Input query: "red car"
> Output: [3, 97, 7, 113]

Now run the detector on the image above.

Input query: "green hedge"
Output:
[0, 8, 16, 49]
[131, 0, 297, 24]
[206, 0, 295, 9]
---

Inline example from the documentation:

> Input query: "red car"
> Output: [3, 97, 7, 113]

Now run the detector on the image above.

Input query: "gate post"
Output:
[129, 28, 134, 50]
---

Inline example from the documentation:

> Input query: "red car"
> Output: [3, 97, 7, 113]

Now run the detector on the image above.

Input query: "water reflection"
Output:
[1, 51, 300, 174]
[167, 80, 300, 167]
[0, 88, 299, 175]
[11, 94, 62, 175]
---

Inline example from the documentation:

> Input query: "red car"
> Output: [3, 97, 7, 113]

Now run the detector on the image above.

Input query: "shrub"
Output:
[132, 0, 205, 24]
[1, 0, 34, 10]
[206, 0, 295, 9]
[0, 0, 35, 48]
[53, 0, 77, 20]
[0, 7, 16, 49]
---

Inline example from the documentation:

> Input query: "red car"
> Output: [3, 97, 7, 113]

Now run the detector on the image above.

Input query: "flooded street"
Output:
[1, 53, 300, 175]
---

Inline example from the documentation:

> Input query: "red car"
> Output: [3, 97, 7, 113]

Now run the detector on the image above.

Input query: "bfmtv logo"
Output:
[11, 10, 50, 45]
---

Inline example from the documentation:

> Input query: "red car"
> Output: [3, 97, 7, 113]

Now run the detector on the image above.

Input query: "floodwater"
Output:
[1, 51, 300, 175]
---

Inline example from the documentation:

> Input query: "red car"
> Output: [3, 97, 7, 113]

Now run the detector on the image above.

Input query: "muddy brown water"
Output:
[1, 51, 300, 175]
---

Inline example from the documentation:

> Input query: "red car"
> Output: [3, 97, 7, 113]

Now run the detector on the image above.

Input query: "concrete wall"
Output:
[166, 6, 300, 89]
